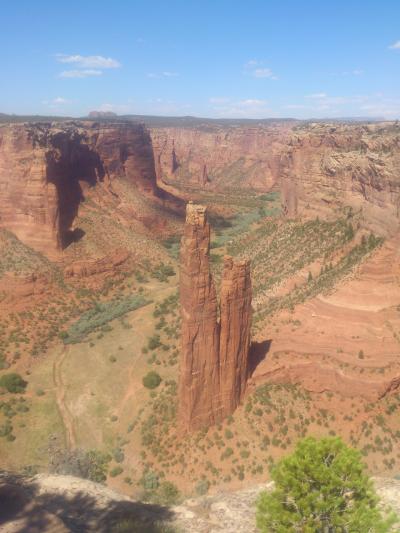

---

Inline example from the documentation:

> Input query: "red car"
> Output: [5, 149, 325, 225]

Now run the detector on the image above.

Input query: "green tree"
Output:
[142, 371, 162, 389]
[0, 373, 27, 393]
[256, 436, 397, 532]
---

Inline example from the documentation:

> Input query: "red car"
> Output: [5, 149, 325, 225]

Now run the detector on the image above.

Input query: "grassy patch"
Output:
[64, 295, 150, 344]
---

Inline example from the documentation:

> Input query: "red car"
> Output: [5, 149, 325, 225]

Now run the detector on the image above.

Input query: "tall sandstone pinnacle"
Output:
[178, 202, 252, 433]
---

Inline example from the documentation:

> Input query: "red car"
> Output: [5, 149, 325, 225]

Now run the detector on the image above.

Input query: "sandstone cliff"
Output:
[150, 121, 400, 235]
[150, 124, 290, 191]
[0, 121, 178, 257]
[179, 203, 252, 432]
[280, 122, 400, 234]
[219, 256, 252, 415]
[179, 203, 221, 431]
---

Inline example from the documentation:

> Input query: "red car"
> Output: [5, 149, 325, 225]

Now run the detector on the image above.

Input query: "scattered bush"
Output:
[0, 373, 27, 393]
[143, 371, 162, 390]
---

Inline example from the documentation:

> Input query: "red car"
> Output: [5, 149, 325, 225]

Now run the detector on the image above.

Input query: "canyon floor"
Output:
[0, 163, 399, 511]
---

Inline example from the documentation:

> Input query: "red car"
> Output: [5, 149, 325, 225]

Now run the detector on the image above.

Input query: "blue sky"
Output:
[1, 1, 399, 119]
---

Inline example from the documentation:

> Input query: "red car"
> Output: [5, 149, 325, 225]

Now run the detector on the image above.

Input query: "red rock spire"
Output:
[178, 203, 252, 432]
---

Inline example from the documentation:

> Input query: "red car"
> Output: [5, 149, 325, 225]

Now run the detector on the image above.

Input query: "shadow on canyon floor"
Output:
[248, 339, 272, 378]
[63, 228, 86, 248]
[0, 473, 174, 533]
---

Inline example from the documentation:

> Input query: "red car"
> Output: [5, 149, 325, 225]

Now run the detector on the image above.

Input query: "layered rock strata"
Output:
[150, 121, 400, 235]
[0, 121, 178, 257]
[179, 203, 252, 432]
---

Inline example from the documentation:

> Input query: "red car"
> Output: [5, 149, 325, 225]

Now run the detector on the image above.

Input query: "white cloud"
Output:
[244, 59, 278, 80]
[59, 69, 103, 78]
[284, 104, 307, 110]
[147, 71, 179, 78]
[352, 69, 364, 75]
[240, 99, 267, 106]
[209, 97, 230, 104]
[253, 68, 277, 79]
[56, 54, 121, 68]
[389, 41, 400, 49]
[42, 96, 71, 109]
[210, 97, 272, 118]
[305, 93, 328, 99]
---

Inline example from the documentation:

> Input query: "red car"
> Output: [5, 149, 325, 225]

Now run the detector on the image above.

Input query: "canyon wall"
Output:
[150, 121, 400, 235]
[0, 121, 174, 257]
[280, 122, 400, 234]
[179, 203, 252, 432]
[150, 124, 291, 191]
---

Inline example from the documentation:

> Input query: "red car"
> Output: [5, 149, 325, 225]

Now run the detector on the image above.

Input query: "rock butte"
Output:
[0, 121, 180, 258]
[179, 202, 252, 432]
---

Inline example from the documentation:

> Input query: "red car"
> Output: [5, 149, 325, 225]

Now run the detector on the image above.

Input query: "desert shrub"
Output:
[0, 373, 27, 393]
[256, 436, 398, 532]
[83, 450, 111, 483]
[143, 371, 162, 389]
[141, 469, 159, 490]
[49, 448, 111, 483]
[113, 448, 125, 463]
[148, 334, 161, 350]
[109, 466, 123, 477]
[195, 478, 210, 495]
[157, 481, 181, 505]
[65, 295, 149, 344]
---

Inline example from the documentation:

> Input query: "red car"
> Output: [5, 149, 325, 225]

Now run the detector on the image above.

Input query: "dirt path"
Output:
[53, 345, 77, 450]
[115, 283, 177, 418]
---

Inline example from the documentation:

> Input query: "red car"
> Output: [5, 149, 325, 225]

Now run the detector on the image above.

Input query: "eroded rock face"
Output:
[150, 125, 290, 192]
[219, 257, 252, 415]
[150, 121, 400, 235]
[279, 122, 400, 235]
[0, 121, 178, 257]
[179, 203, 252, 432]
[179, 203, 221, 431]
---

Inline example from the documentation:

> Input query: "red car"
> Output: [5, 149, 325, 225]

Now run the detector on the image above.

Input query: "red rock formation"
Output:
[248, 361, 400, 402]
[279, 122, 400, 235]
[200, 165, 208, 187]
[150, 125, 289, 192]
[179, 203, 252, 432]
[150, 121, 400, 235]
[219, 256, 252, 415]
[179, 203, 221, 431]
[0, 121, 181, 257]
[63, 248, 130, 278]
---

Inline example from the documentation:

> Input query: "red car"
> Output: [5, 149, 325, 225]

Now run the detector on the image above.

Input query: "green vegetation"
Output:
[143, 371, 162, 389]
[0, 230, 60, 279]
[64, 295, 149, 344]
[0, 373, 27, 393]
[256, 436, 397, 532]
[81, 449, 111, 483]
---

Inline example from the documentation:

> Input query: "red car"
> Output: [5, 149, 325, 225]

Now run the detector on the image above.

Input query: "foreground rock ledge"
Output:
[178, 202, 252, 432]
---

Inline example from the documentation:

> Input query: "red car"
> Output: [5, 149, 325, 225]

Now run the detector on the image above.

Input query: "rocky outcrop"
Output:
[219, 257, 252, 415]
[279, 122, 400, 235]
[249, 361, 400, 402]
[179, 203, 221, 431]
[0, 121, 179, 257]
[150, 121, 400, 235]
[179, 203, 252, 432]
[150, 125, 290, 191]
[63, 248, 130, 278]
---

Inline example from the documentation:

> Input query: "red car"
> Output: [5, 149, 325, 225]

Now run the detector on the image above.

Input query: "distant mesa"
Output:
[88, 110, 118, 118]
